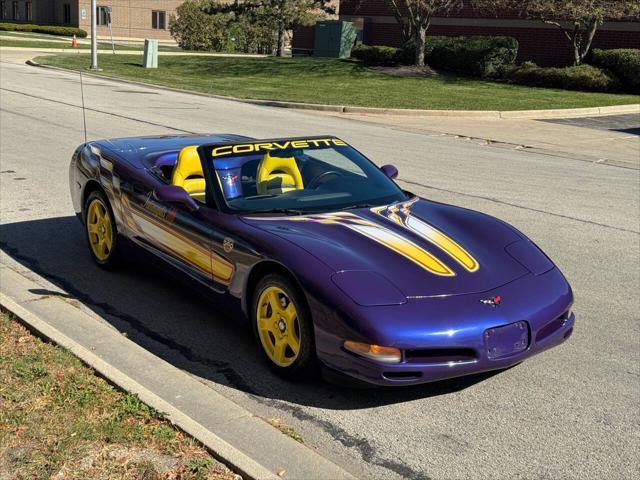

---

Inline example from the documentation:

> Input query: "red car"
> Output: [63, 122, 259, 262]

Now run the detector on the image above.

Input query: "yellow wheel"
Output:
[252, 274, 315, 377]
[84, 190, 120, 268]
[257, 286, 301, 367]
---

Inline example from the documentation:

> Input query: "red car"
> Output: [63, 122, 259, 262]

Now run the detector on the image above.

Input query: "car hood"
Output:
[241, 198, 532, 298]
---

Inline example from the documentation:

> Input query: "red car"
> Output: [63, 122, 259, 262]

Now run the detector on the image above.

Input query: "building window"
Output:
[63, 3, 71, 24]
[0, 1, 6, 20]
[97, 6, 111, 25]
[152, 10, 166, 30]
[12, 0, 18, 20]
[26, 1, 32, 21]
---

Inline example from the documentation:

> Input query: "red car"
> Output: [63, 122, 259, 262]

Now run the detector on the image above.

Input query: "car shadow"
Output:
[0, 216, 504, 410]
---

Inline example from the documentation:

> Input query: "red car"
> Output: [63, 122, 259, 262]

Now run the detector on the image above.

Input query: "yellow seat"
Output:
[256, 153, 304, 195]
[171, 146, 206, 201]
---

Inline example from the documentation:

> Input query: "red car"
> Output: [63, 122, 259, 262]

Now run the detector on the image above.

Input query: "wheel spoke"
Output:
[88, 223, 99, 235]
[257, 315, 271, 334]
[283, 303, 297, 326]
[267, 290, 281, 316]
[272, 338, 287, 363]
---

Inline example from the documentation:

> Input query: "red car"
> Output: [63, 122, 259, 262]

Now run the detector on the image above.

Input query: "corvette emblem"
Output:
[223, 237, 234, 253]
[480, 295, 502, 307]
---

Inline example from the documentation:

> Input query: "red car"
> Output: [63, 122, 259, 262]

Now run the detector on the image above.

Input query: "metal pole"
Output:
[90, 0, 98, 70]
[109, 22, 115, 55]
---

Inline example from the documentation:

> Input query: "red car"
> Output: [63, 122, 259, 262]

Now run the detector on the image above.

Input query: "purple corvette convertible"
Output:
[69, 134, 575, 386]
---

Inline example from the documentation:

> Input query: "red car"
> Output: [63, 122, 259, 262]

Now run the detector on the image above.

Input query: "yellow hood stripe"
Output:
[288, 211, 455, 276]
[373, 201, 479, 273]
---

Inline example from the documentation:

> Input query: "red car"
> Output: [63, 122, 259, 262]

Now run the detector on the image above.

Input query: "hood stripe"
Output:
[285, 211, 455, 276]
[349, 223, 454, 276]
[246, 202, 480, 277]
[372, 201, 479, 273]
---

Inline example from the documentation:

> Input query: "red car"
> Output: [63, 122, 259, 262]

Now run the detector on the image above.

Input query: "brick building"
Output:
[294, 0, 640, 66]
[0, 1, 182, 40]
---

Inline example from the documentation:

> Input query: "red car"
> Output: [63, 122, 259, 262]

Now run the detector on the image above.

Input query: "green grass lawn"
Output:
[34, 54, 640, 110]
[0, 311, 237, 479]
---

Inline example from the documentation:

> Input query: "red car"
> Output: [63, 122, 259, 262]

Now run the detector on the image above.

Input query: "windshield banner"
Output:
[209, 137, 348, 158]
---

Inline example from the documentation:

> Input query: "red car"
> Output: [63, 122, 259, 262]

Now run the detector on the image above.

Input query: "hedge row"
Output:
[351, 44, 400, 66]
[352, 38, 639, 93]
[590, 48, 640, 93]
[424, 36, 518, 78]
[0, 22, 87, 38]
[505, 62, 619, 92]
[353, 36, 518, 78]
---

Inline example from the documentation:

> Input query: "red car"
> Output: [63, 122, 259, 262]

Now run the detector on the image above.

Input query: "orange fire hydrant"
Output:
[71, 35, 78, 48]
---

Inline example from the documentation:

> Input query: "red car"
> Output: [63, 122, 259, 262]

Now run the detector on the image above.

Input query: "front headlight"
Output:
[343, 341, 402, 363]
[505, 240, 554, 275]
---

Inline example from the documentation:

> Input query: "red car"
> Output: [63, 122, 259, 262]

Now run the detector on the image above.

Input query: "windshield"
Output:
[208, 138, 406, 214]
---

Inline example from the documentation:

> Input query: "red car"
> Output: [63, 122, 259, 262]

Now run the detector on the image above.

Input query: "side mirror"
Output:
[154, 185, 200, 212]
[381, 164, 398, 180]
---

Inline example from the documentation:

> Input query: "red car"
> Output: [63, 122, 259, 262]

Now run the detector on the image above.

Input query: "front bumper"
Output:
[324, 313, 574, 386]
[315, 268, 575, 386]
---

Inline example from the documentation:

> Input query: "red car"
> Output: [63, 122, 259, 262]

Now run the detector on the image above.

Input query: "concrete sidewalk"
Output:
[0, 256, 356, 480]
[320, 111, 640, 169]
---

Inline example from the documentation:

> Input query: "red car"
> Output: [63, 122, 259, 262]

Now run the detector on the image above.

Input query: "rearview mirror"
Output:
[154, 185, 200, 212]
[381, 164, 398, 180]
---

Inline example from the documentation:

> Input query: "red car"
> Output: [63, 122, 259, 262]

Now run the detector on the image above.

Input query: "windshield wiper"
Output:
[342, 203, 376, 211]
[248, 208, 306, 216]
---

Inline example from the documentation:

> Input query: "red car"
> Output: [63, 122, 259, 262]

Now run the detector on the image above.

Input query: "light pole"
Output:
[90, 0, 98, 70]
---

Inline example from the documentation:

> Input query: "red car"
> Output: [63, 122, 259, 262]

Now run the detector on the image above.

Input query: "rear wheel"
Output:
[252, 274, 315, 378]
[84, 190, 121, 269]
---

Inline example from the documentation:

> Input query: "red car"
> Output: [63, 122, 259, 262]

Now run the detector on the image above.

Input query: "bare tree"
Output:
[380, 0, 463, 66]
[472, 0, 640, 65]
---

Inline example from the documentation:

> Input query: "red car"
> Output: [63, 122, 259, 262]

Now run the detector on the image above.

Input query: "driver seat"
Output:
[256, 153, 304, 195]
[171, 146, 206, 202]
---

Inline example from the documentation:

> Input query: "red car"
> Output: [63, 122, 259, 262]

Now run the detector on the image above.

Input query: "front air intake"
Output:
[404, 348, 477, 364]
[536, 311, 570, 342]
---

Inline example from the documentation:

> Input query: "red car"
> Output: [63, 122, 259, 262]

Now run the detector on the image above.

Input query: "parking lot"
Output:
[1, 57, 638, 479]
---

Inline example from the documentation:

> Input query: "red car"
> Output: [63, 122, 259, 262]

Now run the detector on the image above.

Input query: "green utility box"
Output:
[143, 39, 158, 68]
[313, 21, 357, 58]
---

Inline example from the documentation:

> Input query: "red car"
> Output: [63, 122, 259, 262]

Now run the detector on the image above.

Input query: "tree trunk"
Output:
[401, 20, 413, 48]
[414, 24, 426, 67]
[572, 35, 581, 66]
[276, 23, 285, 57]
[578, 19, 599, 65]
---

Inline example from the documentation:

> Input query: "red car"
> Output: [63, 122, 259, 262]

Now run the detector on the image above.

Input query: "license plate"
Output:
[485, 321, 529, 360]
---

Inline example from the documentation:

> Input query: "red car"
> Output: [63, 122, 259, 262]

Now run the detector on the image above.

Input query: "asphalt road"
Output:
[1, 58, 639, 480]
[541, 113, 640, 136]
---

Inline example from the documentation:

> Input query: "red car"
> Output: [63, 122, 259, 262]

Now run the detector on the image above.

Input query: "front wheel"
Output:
[251, 274, 316, 378]
[84, 190, 121, 269]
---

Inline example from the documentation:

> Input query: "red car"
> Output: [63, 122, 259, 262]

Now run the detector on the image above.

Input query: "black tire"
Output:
[83, 189, 121, 270]
[251, 274, 316, 379]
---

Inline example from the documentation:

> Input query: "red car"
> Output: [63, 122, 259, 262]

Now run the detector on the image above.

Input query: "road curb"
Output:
[25, 56, 640, 119]
[0, 292, 278, 480]
[0, 264, 357, 480]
